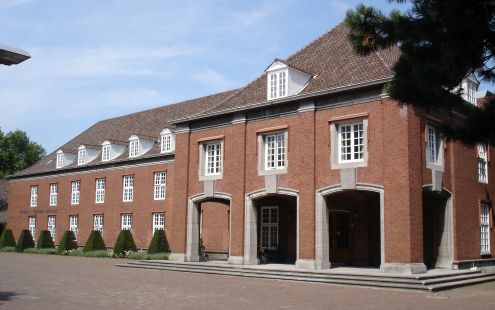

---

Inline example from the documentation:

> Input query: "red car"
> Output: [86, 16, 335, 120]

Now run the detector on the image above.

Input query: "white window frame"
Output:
[260, 206, 278, 250]
[47, 215, 56, 241]
[426, 125, 444, 170]
[154, 172, 166, 200]
[477, 143, 489, 184]
[71, 181, 80, 205]
[95, 178, 105, 203]
[102, 144, 111, 162]
[30, 185, 38, 207]
[480, 202, 491, 254]
[49, 183, 58, 206]
[129, 139, 139, 158]
[123, 175, 134, 202]
[264, 132, 286, 171]
[161, 134, 175, 153]
[28, 216, 36, 240]
[69, 215, 78, 240]
[268, 70, 288, 100]
[78, 148, 86, 165]
[93, 214, 104, 235]
[56, 152, 64, 168]
[121, 214, 132, 230]
[204, 142, 222, 177]
[152, 212, 165, 233]
[337, 121, 365, 164]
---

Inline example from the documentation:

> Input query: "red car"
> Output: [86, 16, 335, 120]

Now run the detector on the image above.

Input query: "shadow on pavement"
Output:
[0, 291, 19, 305]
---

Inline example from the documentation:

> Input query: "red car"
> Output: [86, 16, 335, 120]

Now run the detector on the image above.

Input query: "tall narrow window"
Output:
[264, 132, 286, 170]
[152, 213, 165, 233]
[121, 214, 132, 230]
[480, 202, 491, 253]
[93, 214, 104, 235]
[478, 143, 489, 183]
[30, 185, 38, 207]
[49, 183, 58, 206]
[71, 181, 80, 205]
[268, 70, 288, 100]
[78, 148, 86, 165]
[102, 145, 111, 161]
[47, 215, 56, 241]
[123, 175, 134, 202]
[278, 71, 286, 97]
[154, 172, 166, 200]
[129, 139, 139, 157]
[28, 216, 36, 240]
[56, 152, 64, 168]
[205, 142, 222, 176]
[69, 215, 78, 240]
[269, 73, 278, 99]
[95, 178, 105, 203]
[338, 121, 364, 163]
[260, 206, 278, 249]
[426, 125, 443, 166]
[161, 134, 175, 153]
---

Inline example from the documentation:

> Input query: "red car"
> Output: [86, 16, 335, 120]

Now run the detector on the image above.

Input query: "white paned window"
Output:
[153, 213, 165, 233]
[48, 215, 56, 241]
[129, 139, 139, 157]
[426, 125, 442, 165]
[480, 203, 491, 253]
[268, 70, 288, 100]
[49, 183, 58, 206]
[71, 181, 80, 205]
[30, 186, 38, 207]
[205, 142, 222, 176]
[338, 121, 364, 163]
[95, 178, 105, 203]
[264, 132, 286, 170]
[56, 152, 64, 168]
[477, 143, 489, 183]
[121, 214, 132, 230]
[78, 149, 86, 165]
[161, 134, 175, 153]
[154, 172, 166, 200]
[123, 175, 134, 202]
[260, 207, 278, 249]
[69, 215, 78, 240]
[93, 214, 104, 235]
[467, 79, 477, 105]
[102, 145, 111, 161]
[28, 216, 36, 240]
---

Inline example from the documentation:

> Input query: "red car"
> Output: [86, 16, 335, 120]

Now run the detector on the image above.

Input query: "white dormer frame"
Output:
[56, 150, 65, 169]
[129, 135, 140, 158]
[127, 135, 155, 158]
[461, 73, 479, 105]
[160, 128, 175, 153]
[77, 145, 86, 165]
[102, 141, 111, 162]
[265, 60, 311, 101]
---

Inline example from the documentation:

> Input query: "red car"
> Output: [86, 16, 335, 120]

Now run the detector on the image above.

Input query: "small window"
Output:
[477, 143, 489, 183]
[71, 181, 80, 205]
[102, 145, 111, 161]
[56, 152, 64, 168]
[152, 213, 165, 233]
[123, 175, 134, 202]
[260, 206, 278, 249]
[338, 122, 364, 163]
[154, 172, 166, 200]
[268, 70, 288, 100]
[161, 133, 175, 153]
[78, 148, 86, 165]
[95, 178, 105, 203]
[204, 142, 222, 176]
[121, 214, 132, 230]
[28, 216, 36, 240]
[480, 202, 491, 254]
[47, 215, 56, 241]
[129, 139, 139, 158]
[69, 215, 78, 240]
[49, 183, 58, 206]
[93, 214, 104, 235]
[264, 132, 286, 170]
[30, 186, 38, 207]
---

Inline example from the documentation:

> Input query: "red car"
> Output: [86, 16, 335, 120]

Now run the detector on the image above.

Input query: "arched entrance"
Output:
[422, 186, 453, 269]
[185, 193, 231, 262]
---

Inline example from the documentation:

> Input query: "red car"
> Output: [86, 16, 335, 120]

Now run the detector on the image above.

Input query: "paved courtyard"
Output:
[1, 253, 495, 309]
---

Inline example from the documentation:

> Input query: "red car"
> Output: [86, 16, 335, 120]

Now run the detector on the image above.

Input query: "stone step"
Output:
[422, 272, 493, 285]
[427, 275, 495, 291]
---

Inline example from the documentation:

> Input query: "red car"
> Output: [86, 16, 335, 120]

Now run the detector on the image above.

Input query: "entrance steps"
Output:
[115, 260, 495, 291]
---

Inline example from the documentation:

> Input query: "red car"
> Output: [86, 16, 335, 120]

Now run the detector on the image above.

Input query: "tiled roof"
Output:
[14, 89, 237, 177]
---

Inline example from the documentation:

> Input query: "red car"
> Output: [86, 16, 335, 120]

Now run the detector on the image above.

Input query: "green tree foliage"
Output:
[113, 230, 137, 257]
[0, 229, 16, 248]
[147, 229, 170, 254]
[58, 230, 78, 253]
[0, 128, 46, 179]
[16, 229, 35, 252]
[84, 230, 106, 252]
[345, 0, 495, 145]
[36, 230, 55, 249]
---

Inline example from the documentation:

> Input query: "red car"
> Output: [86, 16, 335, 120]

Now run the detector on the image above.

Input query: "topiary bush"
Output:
[16, 230, 35, 252]
[113, 229, 137, 257]
[84, 230, 106, 252]
[147, 229, 170, 254]
[0, 229, 16, 248]
[58, 230, 78, 254]
[36, 230, 55, 249]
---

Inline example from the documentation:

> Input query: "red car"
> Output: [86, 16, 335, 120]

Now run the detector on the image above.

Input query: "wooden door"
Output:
[329, 212, 351, 263]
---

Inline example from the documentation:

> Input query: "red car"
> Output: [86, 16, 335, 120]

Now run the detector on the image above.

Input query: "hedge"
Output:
[58, 230, 78, 253]
[0, 229, 16, 248]
[16, 230, 35, 252]
[84, 230, 106, 252]
[36, 230, 55, 249]
[113, 230, 137, 257]
[147, 229, 169, 254]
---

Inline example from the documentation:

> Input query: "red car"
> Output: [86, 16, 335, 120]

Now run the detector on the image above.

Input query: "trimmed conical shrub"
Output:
[147, 229, 169, 254]
[16, 229, 35, 252]
[113, 230, 137, 257]
[37, 230, 55, 249]
[84, 230, 106, 252]
[0, 229, 16, 248]
[58, 230, 78, 253]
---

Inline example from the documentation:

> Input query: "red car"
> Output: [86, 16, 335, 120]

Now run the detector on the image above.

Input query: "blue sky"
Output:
[0, 0, 492, 153]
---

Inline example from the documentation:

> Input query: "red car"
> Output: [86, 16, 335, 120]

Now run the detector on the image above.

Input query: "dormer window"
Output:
[269, 71, 287, 99]
[101, 140, 126, 162]
[160, 129, 175, 153]
[102, 144, 111, 161]
[77, 147, 86, 165]
[129, 138, 139, 158]
[56, 151, 64, 168]
[461, 73, 479, 105]
[266, 59, 311, 101]
[55, 149, 76, 168]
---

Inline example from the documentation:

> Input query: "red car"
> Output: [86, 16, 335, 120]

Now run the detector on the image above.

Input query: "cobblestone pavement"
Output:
[1, 252, 495, 309]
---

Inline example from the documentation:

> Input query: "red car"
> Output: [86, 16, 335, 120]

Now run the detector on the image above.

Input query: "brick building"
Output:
[7, 23, 494, 273]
